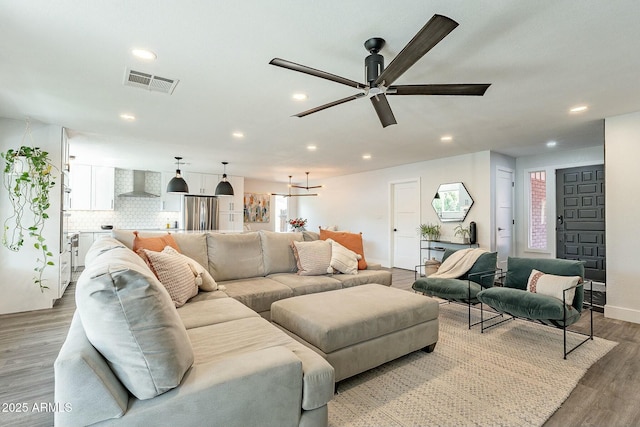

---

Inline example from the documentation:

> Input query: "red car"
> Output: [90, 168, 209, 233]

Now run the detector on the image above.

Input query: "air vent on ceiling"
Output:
[123, 68, 179, 94]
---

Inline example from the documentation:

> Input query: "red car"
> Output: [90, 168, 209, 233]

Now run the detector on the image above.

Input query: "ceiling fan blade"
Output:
[388, 83, 491, 96]
[270, 58, 366, 89]
[294, 93, 366, 118]
[291, 185, 323, 189]
[374, 14, 458, 87]
[370, 94, 397, 128]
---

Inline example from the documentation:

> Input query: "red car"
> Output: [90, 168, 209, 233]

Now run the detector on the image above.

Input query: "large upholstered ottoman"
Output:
[271, 284, 439, 383]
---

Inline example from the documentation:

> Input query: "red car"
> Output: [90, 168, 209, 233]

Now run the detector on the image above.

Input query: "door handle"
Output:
[557, 215, 564, 225]
[498, 227, 504, 231]
[394, 228, 397, 232]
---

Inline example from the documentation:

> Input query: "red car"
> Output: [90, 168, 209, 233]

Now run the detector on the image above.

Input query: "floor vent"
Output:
[123, 68, 179, 94]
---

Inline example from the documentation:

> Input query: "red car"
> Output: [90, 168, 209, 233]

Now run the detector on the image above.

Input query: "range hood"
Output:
[118, 170, 160, 198]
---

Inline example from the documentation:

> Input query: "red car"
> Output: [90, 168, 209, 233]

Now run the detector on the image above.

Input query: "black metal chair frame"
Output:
[479, 276, 594, 359]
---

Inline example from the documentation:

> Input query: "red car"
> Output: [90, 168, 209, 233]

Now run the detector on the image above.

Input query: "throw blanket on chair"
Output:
[430, 248, 488, 279]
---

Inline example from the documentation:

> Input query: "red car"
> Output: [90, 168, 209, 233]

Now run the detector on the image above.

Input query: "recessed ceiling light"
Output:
[120, 113, 136, 121]
[546, 140, 557, 147]
[232, 132, 244, 138]
[570, 105, 588, 113]
[307, 144, 317, 151]
[362, 154, 372, 160]
[440, 135, 453, 142]
[292, 93, 308, 101]
[131, 49, 157, 60]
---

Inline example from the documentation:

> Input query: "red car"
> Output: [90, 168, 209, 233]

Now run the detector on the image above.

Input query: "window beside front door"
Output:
[528, 170, 547, 251]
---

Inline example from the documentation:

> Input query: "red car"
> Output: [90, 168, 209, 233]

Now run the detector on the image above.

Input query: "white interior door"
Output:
[392, 180, 420, 270]
[496, 168, 514, 271]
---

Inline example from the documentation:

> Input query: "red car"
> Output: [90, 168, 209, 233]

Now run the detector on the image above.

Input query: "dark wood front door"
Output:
[556, 165, 605, 282]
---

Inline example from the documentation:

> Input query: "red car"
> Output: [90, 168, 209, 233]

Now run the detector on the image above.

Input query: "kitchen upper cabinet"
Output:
[217, 175, 244, 232]
[69, 164, 115, 210]
[161, 172, 183, 211]
[183, 172, 218, 195]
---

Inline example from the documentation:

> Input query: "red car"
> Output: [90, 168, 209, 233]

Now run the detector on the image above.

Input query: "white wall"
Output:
[514, 145, 604, 258]
[604, 111, 640, 324]
[297, 151, 492, 267]
[0, 118, 63, 314]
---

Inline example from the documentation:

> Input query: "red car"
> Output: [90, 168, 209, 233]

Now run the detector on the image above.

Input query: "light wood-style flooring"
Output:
[1, 268, 639, 426]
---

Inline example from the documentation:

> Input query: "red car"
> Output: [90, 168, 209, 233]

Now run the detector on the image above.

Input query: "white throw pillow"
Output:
[327, 238, 360, 275]
[142, 249, 198, 307]
[526, 269, 581, 304]
[291, 240, 332, 276]
[162, 246, 218, 291]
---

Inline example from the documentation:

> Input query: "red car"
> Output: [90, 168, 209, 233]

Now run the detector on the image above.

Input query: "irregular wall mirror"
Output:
[432, 182, 473, 222]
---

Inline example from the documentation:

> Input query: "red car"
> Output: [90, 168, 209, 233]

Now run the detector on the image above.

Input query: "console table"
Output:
[415, 239, 479, 279]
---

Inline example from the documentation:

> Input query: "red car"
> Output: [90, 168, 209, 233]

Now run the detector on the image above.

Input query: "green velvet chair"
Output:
[476, 257, 593, 359]
[412, 249, 500, 328]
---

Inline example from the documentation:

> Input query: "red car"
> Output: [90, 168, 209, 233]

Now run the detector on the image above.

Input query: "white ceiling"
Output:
[1, 1, 638, 183]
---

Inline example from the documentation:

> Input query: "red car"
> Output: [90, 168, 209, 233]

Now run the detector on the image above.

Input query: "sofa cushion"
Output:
[132, 231, 181, 253]
[140, 248, 199, 307]
[177, 298, 260, 329]
[292, 240, 332, 276]
[259, 230, 303, 275]
[527, 269, 580, 304]
[112, 231, 209, 269]
[268, 273, 343, 296]
[413, 277, 483, 302]
[207, 232, 265, 281]
[319, 228, 367, 269]
[332, 269, 393, 288]
[76, 238, 194, 400]
[476, 287, 582, 326]
[220, 277, 294, 313]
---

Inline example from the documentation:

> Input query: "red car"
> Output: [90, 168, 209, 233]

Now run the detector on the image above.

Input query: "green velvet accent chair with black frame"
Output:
[412, 248, 501, 328]
[476, 257, 593, 359]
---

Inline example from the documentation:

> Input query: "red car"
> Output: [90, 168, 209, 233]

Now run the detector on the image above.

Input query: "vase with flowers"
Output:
[288, 218, 307, 232]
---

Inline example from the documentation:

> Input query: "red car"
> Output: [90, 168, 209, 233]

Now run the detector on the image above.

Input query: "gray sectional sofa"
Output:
[55, 230, 392, 426]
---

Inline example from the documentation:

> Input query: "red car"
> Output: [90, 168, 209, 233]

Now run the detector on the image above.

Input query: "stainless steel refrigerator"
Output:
[182, 195, 218, 231]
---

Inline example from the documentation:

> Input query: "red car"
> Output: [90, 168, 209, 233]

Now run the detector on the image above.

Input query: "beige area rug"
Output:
[328, 303, 617, 427]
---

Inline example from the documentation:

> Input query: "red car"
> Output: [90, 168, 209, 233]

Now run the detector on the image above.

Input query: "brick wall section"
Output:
[529, 171, 547, 249]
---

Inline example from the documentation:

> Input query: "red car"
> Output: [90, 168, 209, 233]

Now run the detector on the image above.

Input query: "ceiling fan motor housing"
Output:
[364, 37, 385, 84]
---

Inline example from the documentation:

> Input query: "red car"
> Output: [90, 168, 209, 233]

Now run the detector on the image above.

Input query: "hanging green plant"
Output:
[2, 129, 57, 291]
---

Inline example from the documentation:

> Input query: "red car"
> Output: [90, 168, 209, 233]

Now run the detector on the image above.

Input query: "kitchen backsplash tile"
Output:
[68, 169, 180, 230]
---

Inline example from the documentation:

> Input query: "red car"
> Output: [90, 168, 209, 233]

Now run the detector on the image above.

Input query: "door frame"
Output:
[388, 177, 421, 269]
[495, 166, 515, 271]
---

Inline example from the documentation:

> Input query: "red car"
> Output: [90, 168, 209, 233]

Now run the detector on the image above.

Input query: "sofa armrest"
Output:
[109, 346, 305, 427]
[366, 263, 382, 270]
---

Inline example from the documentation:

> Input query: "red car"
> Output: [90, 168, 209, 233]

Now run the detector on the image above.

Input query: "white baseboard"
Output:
[604, 304, 640, 325]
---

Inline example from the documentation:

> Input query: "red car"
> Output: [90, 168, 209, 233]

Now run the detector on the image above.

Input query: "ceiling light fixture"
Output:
[307, 144, 317, 151]
[167, 156, 189, 193]
[120, 113, 136, 121]
[362, 154, 372, 159]
[570, 105, 588, 113]
[292, 93, 308, 100]
[215, 161, 234, 196]
[232, 132, 244, 138]
[131, 49, 157, 60]
[271, 173, 320, 197]
[546, 140, 557, 147]
[441, 135, 453, 142]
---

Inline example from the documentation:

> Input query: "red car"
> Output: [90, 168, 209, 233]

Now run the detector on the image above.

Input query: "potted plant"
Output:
[418, 223, 441, 241]
[1, 145, 56, 290]
[454, 224, 471, 244]
[288, 217, 307, 232]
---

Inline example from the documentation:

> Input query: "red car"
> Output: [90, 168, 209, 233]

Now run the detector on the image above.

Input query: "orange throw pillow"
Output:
[132, 231, 181, 253]
[319, 229, 367, 270]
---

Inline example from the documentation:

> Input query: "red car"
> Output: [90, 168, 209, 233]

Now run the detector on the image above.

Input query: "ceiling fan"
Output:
[271, 173, 321, 197]
[269, 14, 491, 128]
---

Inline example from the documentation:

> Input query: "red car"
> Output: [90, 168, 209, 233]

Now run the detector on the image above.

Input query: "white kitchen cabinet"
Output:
[74, 232, 112, 269]
[217, 175, 244, 232]
[161, 172, 183, 211]
[92, 166, 115, 210]
[69, 164, 115, 210]
[183, 172, 218, 195]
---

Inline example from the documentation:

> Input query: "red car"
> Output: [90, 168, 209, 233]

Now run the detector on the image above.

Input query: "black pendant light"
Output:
[215, 161, 234, 196]
[167, 156, 189, 193]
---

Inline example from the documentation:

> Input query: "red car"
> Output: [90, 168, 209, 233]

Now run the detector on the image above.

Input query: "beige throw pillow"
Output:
[327, 238, 360, 275]
[526, 269, 581, 304]
[162, 246, 218, 292]
[291, 240, 332, 276]
[142, 249, 198, 307]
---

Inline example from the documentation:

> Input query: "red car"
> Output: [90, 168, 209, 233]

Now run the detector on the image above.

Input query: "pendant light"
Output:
[215, 161, 234, 196]
[167, 156, 189, 193]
